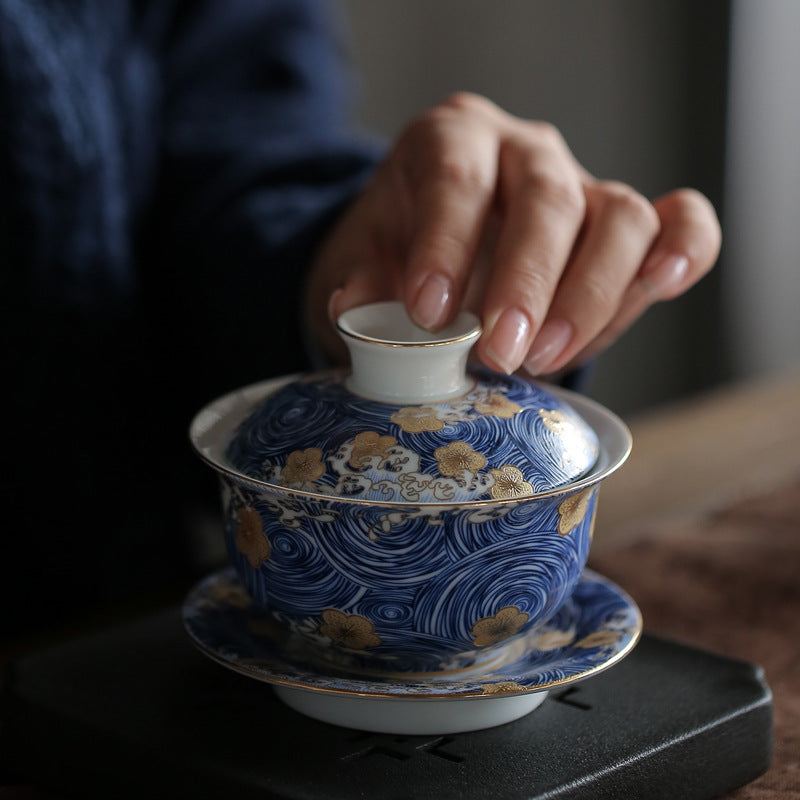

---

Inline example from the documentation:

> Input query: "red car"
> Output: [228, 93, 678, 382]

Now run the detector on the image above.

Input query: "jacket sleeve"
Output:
[139, 0, 383, 391]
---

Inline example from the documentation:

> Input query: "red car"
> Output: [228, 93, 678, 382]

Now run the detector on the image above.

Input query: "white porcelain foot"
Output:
[273, 685, 548, 734]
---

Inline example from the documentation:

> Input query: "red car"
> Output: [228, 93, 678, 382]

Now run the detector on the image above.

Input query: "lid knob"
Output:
[336, 302, 482, 404]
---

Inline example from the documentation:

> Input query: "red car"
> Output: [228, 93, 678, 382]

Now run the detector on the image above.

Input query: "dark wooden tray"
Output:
[1, 608, 772, 799]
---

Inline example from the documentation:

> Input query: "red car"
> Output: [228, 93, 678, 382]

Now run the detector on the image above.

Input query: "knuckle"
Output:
[395, 112, 441, 151]
[432, 155, 493, 193]
[393, 108, 493, 194]
[441, 91, 490, 114]
[575, 273, 617, 312]
[599, 182, 660, 234]
[501, 256, 555, 306]
[519, 164, 586, 217]
[417, 229, 468, 270]
[528, 120, 566, 148]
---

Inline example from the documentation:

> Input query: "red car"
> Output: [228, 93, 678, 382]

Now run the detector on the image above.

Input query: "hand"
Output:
[306, 93, 721, 376]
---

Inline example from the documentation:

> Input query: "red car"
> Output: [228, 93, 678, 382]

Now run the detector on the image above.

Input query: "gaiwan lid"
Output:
[225, 302, 599, 504]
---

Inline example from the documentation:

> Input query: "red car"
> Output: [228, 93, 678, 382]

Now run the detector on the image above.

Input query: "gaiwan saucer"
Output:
[183, 568, 641, 735]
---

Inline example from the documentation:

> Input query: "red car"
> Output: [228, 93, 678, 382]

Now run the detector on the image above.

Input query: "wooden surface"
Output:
[590, 476, 800, 799]
[593, 367, 800, 551]
[589, 366, 800, 799]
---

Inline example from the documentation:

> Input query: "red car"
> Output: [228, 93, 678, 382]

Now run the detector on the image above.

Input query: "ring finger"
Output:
[523, 181, 661, 376]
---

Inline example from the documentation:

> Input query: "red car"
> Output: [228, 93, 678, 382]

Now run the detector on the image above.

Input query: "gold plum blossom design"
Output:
[471, 606, 529, 647]
[557, 488, 593, 535]
[390, 406, 444, 433]
[488, 465, 533, 499]
[348, 431, 397, 468]
[236, 506, 271, 568]
[281, 447, 325, 485]
[575, 630, 620, 649]
[434, 440, 487, 477]
[538, 408, 574, 435]
[473, 393, 522, 419]
[482, 681, 525, 694]
[320, 609, 381, 650]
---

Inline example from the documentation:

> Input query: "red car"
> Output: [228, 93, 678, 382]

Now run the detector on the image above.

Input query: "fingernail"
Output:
[411, 273, 452, 330]
[523, 319, 573, 375]
[485, 308, 532, 374]
[641, 254, 689, 299]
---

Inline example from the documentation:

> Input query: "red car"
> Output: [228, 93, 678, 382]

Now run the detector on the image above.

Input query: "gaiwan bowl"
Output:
[189, 302, 631, 675]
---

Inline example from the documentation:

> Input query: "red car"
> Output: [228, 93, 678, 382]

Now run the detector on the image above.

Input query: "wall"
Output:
[724, 0, 800, 378]
[338, 0, 731, 416]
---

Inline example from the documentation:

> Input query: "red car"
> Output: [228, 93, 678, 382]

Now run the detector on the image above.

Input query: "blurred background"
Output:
[338, 0, 800, 416]
[5, 0, 798, 638]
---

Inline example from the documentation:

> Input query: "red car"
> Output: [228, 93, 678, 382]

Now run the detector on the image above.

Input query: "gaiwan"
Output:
[189, 302, 630, 674]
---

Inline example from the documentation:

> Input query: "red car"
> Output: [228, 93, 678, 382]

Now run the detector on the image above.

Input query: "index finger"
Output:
[392, 106, 499, 331]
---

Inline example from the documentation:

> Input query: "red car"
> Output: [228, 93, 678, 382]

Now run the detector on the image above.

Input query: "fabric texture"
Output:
[1, 0, 380, 633]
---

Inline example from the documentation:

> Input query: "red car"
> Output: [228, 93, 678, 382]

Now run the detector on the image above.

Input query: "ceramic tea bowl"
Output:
[189, 302, 631, 674]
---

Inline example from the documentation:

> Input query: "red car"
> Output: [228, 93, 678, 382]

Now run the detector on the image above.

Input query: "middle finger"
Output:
[478, 134, 586, 374]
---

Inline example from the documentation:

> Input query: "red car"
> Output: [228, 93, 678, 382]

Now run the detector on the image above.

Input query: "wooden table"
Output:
[589, 367, 800, 798]
[594, 366, 800, 550]
[3, 368, 799, 798]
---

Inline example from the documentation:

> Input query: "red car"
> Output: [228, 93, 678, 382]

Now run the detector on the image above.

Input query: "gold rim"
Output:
[335, 301, 482, 347]
[335, 321, 482, 348]
[189, 378, 632, 509]
[193, 437, 629, 509]
[186, 604, 642, 700]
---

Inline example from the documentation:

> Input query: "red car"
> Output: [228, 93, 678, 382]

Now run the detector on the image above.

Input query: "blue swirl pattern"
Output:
[225, 368, 599, 502]
[182, 567, 641, 696]
[220, 477, 598, 672]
